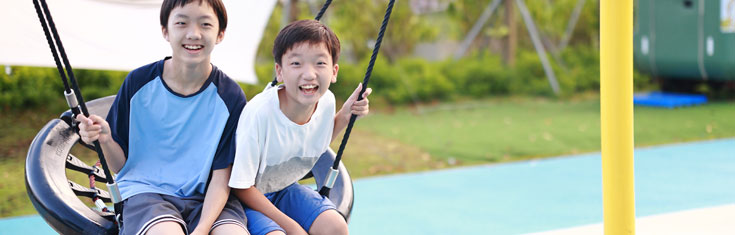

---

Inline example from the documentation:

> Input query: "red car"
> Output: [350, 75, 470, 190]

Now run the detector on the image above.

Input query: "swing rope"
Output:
[314, 0, 333, 22]
[319, 0, 395, 197]
[32, 0, 123, 226]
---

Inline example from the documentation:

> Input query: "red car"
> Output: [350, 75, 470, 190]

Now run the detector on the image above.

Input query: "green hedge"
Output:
[326, 46, 651, 104]
[0, 66, 126, 111]
[1, 48, 653, 110]
[0, 65, 269, 111]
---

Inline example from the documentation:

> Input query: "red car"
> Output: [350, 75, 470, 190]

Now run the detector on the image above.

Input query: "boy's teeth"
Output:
[299, 84, 318, 94]
[184, 45, 202, 49]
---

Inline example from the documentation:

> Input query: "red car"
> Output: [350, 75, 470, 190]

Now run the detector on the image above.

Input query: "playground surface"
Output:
[2, 138, 733, 234]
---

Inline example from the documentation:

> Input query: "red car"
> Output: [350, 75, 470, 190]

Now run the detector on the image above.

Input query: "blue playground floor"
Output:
[2, 138, 734, 234]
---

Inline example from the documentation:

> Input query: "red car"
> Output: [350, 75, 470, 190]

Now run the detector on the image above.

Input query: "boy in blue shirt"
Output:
[229, 19, 371, 235]
[76, 0, 248, 234]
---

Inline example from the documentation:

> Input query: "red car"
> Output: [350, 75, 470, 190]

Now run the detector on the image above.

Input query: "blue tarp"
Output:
[634, 92, 707, 108]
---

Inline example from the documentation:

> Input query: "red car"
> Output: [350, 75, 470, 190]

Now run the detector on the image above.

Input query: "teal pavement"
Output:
[3, 138, 733, 234]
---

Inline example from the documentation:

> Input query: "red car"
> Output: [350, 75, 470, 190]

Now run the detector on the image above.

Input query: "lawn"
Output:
[355, 98, 734, 165]
[1, 97, 733, 218]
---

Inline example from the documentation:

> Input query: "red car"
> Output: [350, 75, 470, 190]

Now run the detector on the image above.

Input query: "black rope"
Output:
[270, 0, 335, 87]
[38, 0, 89, 116]
[32, 0, 70, 94]
[314, 0, 333, 21]
[319, 0, 395, 197]
[33, 0, 122, 224]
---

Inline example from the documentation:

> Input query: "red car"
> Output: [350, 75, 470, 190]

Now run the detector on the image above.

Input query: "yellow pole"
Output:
[600, 0, 635, 234]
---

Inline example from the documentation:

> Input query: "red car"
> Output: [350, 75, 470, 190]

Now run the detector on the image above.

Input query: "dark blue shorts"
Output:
[120, 193, 247, 235]
[245, 183, 337, 235]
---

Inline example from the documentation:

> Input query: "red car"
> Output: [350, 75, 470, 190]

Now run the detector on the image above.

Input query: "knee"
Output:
[310, 209, 348, 235]
[330, 221, 349, 235]
[210, 223, 248, 235]
[313, 219, 348, 235]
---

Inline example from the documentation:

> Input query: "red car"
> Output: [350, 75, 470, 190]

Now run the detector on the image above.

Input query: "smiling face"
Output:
[276, 42, 339, 109]
[162, 1, 223, 66]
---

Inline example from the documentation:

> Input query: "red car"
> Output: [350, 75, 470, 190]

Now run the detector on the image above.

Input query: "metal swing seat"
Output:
[25, 95, 355, 234]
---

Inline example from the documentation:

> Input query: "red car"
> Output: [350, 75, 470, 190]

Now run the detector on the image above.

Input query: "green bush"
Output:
[558, 46, 601, 94]
[397, 58, 456, 102]
[5, 46, 644, 110]
[445, 53, 511, 97]
[322, 46, 617, 105]
[72, 69, 127, 101]
[0, 66, 126, 111]
[1, 66, 66, 111]
[507, 51, 554, 96]
[331, 61, 367, 103]
[0, 64, 285, 110]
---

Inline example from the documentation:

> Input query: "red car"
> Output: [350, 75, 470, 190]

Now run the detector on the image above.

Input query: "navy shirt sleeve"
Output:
[106, 72, 133, 158]
[210, 70, 248, 170]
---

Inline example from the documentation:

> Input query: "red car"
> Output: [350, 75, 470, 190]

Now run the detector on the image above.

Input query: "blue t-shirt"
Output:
[107, 57, 246, 200]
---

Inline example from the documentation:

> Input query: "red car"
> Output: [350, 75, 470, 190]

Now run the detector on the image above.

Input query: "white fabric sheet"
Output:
[0, 0, 276, 83]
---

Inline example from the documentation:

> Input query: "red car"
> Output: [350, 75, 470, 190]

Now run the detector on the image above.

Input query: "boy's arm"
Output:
[76, 114, 126, 173]
[233, 187, 308, 235]
[190, 166, 233, 235]
[332, 83, 373, 142]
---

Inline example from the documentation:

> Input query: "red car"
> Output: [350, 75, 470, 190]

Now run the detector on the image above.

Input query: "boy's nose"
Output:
[186, 28, 201, 40]
[302, 66, 317, 80]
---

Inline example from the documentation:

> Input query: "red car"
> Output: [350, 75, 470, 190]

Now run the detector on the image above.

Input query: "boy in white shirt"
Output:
[229, 19, 371, 235]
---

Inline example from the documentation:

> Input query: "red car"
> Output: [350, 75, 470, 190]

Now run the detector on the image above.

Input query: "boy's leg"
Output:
[244, 207, 286, 235]
[271, 183, 346, 235]
[120, 193, 187, 235]
[146, 221, 186, 235]
[188, 195, 249, 234]
[210, 195, 249, 235]
[210, 224, 249, 234]
[309, 209, 349, 235]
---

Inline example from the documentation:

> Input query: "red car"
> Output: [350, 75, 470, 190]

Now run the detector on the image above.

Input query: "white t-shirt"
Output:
[229, 85, 335, 193]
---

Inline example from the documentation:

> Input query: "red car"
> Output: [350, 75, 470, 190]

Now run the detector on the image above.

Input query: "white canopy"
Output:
[0, 0, 277, 84]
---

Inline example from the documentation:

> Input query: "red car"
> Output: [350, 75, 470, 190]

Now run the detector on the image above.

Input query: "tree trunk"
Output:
[503, 0, 517, 67]
[289, 0, 300, 22]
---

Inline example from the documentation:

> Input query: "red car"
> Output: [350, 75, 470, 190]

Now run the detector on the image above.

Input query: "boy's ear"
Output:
[275, 63, 283, 83]
[162, 27, 169, 41]
[216, 30, 225, 44]
[331, 63, 339, 83]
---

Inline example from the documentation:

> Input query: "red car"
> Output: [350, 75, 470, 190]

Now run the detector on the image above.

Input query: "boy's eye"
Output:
[202, 23, 213, 27]
[290, 62, 300, 66]
[174, 22, 185, 25]
[317, 61, 327, 65]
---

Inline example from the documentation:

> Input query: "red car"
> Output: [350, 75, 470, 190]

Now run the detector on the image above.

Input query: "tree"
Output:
[329, 0, 439, 62]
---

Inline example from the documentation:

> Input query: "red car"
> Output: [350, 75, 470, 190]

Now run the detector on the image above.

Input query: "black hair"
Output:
[160, 0, 227, 33]
[273, 19, 340, 65]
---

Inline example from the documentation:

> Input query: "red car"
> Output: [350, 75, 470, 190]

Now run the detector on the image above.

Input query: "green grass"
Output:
[0, 108, 63, 217]
[0, 157, 38, 217]
[354, 98, 735, 165]
[2, 97, 734, 218]
[633, 102, 734, 145]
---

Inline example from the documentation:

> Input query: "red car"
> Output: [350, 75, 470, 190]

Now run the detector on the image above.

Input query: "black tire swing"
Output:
[24, 0, 393, 234]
